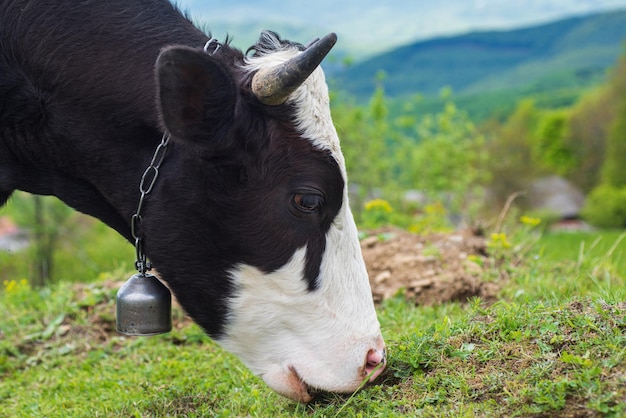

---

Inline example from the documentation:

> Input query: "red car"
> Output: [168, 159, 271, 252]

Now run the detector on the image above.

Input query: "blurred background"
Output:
[2, 0, 626, 286]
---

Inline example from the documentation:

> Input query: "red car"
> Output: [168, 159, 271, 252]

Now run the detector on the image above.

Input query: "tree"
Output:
[396, 91, 490, 220]
[562, 88, 615, 192]
[8, 194, 73, 286]
[601, 50, 626, 188]
[603, 114, 626, 188]
[332, 85, 402, 211]
[582, 50, 626, 227]
[484, 100, 538, 209]
[532, 109, 577, 176]
[333, 86, 491, 225]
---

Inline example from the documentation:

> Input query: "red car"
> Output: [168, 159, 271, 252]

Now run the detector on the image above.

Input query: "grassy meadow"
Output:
[1, 221, 624, 417]
[2, 8, 626, 416]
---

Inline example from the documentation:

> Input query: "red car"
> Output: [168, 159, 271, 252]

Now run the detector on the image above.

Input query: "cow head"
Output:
[151, 32, 385, 402]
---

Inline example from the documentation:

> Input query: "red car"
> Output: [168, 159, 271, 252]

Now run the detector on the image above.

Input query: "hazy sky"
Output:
[176, 0, 626, 54]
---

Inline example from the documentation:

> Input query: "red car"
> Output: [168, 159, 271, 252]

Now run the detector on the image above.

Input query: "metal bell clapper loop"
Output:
[116, 273, 172, 335]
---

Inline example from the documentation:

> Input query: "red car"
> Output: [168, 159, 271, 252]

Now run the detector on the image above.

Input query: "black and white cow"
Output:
[0, 0, 386, 402]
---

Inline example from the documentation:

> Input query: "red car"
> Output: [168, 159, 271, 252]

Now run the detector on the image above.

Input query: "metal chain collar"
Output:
[128, 40, 218, 274]
[130, 133, 171, 274]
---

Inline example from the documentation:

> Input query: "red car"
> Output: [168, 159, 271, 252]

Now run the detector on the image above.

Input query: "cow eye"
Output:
[293, 193, 323, 213]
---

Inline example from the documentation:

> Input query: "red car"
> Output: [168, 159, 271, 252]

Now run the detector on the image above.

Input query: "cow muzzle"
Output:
[262, 339, 387, 402]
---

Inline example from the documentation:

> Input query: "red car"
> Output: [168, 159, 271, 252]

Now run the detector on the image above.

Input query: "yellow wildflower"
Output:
[520, 215, 541, 227]
[3, 279, 17, 292]
[2, 279, 30, 293]
[364, 199, 393, 213]
[424, 202, 446, 216]
[489, 232, 512, 249]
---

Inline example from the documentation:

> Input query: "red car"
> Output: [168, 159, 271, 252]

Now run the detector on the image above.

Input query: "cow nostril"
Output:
[367, 348, 385, 365]
[364, 348, 386, 381]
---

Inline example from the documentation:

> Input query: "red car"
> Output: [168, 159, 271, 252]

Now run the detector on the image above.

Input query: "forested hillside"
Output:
[330, 46, 626, 229]
[333, 9, 626, 119]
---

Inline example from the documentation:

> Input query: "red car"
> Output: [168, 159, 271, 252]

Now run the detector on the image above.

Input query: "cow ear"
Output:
[156, 46, 236, 145]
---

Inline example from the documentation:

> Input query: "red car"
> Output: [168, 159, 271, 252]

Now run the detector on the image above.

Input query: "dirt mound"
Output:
[361, 228, 500, 305]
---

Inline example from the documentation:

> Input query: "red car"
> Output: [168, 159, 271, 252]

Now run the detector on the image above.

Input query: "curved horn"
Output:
[251, 33, 337, 106]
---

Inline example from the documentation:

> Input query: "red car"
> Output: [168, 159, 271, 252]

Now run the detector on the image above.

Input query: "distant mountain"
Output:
[332, 9, 626, 118]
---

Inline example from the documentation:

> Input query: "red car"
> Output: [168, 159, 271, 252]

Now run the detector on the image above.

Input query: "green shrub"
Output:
[581, 184, 626, 228]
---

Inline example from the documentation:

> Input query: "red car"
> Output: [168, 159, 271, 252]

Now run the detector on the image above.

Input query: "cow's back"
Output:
[0, 0, 206, 128]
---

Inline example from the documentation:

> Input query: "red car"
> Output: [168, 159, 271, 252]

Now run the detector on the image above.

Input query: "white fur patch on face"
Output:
[219, 201, 383, 396]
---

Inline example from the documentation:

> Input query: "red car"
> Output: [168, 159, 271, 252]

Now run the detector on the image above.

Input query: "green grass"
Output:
[1, 229, 625, 417]
[0, 193, 134, 285]
[535, 230, 626, 272]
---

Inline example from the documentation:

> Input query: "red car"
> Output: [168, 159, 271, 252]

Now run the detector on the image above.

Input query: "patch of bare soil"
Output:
[60, 280, 123, 349]
[361, 228, 500, 305]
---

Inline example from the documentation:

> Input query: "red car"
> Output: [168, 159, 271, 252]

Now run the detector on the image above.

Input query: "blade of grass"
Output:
[333, 362, 385, 417]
